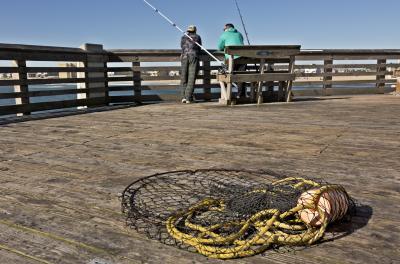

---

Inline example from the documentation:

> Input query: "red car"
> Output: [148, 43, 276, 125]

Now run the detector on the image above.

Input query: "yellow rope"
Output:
[0, 243, 53, 264]
[166, 177, 347, 259]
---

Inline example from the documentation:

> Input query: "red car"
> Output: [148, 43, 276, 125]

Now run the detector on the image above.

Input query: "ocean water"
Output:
[0, 82, 385, 108]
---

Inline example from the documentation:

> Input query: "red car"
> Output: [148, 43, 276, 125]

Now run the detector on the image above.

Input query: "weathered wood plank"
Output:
[296, 71, 393, 78]
[218, 73, 296, 83]
[0, 97, 105, 115]
[0, 77, 107, 86]
[225, 45, 301, 59]
[0, 95, 399, 264]
[0, 87, 106, 99]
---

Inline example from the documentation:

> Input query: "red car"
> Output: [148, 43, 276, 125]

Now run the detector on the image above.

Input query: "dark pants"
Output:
[234, 63, 247, 97]
[181, 55, 199, 101]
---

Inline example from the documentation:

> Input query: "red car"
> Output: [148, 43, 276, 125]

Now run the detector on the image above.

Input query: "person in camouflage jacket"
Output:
[180, 25, 202, 103]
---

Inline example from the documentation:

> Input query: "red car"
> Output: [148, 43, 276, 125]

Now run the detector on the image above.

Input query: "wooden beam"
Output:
[376, 59, 386, 94]
[132, 61, 142, 104]
[224, 45, 301, 59]
[218, 73, 295, 83]
[0, 98, 106, 116]
[12, 60, 30, 115]
[202, 60, 212, 101]
[323, 59, 333, 96]
[286, 56, 295, 102]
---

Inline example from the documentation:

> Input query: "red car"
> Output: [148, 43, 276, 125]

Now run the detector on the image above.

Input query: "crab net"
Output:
[121, 169, 354, 259]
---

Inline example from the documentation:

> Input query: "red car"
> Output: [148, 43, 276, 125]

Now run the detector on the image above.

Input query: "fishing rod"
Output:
[234, 0, 251, 45]
[142, 0, 225, 69]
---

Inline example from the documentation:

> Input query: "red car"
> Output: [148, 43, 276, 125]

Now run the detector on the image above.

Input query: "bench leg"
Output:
[257, 81, 263, 104]
[286, 80, 293, 102]
[220, 81, 227, 100]
[278, 81, 284, 102]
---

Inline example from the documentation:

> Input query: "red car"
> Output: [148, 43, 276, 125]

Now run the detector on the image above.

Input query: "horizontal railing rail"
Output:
[0, 43, 399, 117]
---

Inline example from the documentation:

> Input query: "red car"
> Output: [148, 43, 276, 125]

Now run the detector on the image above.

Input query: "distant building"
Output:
[146, 71, 158, 77]
[58, 62, 78, 78]
[169, 71, 180, 77]
[304, 69, 317, 74]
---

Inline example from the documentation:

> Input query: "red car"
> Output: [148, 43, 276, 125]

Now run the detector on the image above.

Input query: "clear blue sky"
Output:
[1, 0, 399, 50]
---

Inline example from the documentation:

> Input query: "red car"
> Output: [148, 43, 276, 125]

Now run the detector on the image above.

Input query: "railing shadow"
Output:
[292, 96, 352, 102]
[0, 104, 137, 126]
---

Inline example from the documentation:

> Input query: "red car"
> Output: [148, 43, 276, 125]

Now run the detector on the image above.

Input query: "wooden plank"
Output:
[139, 66, 181, 71]
[0, 67, 18, 73]
[12, 60, 30, 115]
[0, 97, 106, 115]
[323, 59, 333, 96]
[103, 62, 110, 104]
[0, 87, 106, 99]
[0, 51, 87, 62]
[235, 57, 291, 64]
[218, 73, 296, 83]
[110, 92, 221, 103]
[202, 60, 212, 101]
[106, 67, 132, 72]
[224, 45, 301, 58]
[133, 62, 142, 103]
[107, 54, 181, 63]
[108, 85, 135, 92]
[286, 56, 295, 102]
[376, 59, 387, 94]
[0, 77, 108, 86]
[324, 79, 396, 85]
[296, 71, 393, 78]
[108, 84, 220, 92]
[25, 67, 108, 73]
[326, 63, 400, 69]
[397, 78, 400, 93]
[107, 76, 133, 82]
[257, 59, 266, 104]
[140, 93, 220, 102]
[293, 86, 395, 96]
[0, 43, 89, 54]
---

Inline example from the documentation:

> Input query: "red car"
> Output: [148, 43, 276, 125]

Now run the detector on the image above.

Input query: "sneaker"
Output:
[181, 98, 187, 103]
[185, 100, 193, 104]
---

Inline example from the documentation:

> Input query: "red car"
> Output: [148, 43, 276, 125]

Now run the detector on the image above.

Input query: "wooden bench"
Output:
[217, 45, 301, 105]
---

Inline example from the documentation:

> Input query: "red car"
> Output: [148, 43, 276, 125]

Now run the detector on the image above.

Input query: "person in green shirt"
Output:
[217, 23, 247, 98]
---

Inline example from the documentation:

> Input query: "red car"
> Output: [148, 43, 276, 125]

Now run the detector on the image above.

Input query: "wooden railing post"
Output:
[395, 69, 400, 94]
[132, 61, 142, 104]
[376, 59, 386, 94]
[203, 59, 211, 101]
[397, 78, 400, 94]
[12, 60, 30, 115]
[323, 59, 333, 96]
[77, 43, 107, 107]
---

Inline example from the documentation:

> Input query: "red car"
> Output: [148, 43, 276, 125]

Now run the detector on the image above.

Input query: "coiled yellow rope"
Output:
[166, 177, 348, 259]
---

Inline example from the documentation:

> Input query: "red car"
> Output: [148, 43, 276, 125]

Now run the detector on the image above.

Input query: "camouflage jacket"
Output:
[181, 33, 202, 58]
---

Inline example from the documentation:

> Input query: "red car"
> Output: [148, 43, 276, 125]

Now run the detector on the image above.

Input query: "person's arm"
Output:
[217, 35, 225, 51]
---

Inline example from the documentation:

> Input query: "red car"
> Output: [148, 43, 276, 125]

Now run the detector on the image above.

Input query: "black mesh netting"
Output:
[121, 169, 355, 259]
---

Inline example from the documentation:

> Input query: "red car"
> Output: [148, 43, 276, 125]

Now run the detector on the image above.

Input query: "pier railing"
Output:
[0, 43, 399, 117]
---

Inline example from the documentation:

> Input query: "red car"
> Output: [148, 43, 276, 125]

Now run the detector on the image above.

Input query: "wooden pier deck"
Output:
[0, 94, 399, 264]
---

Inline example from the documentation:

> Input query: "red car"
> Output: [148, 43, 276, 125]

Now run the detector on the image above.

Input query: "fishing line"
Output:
[142, 0, 224, 68]
[142, 0, 239, 89]
[234, 0, 251, 45]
